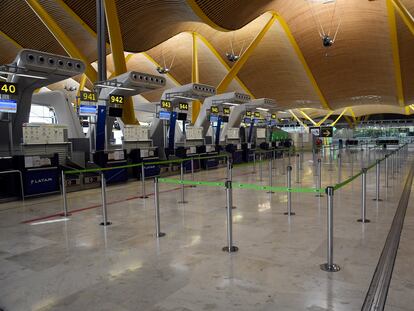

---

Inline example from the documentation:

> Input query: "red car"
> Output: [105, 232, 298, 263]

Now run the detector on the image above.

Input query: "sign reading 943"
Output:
[0, 82, 18, 95]
[210, 106, 219, 114]
[80, 91, 97, 102]
[161, 100, 172, 111]
[110, 94, 124, 105]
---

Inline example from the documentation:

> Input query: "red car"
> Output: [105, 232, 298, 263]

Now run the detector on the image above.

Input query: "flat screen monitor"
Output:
[79, 104, 97, 116]
[159, 110, 171, 120]
[177, 112, 187, 121]
[0, 98, 17, 113]
[221, 116, 229, 123]
[108, 107, 123, 117]
[209, 115, 219, 123]
[244, 117, 251, 123]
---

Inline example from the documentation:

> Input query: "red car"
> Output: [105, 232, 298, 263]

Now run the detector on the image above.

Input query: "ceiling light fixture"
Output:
[173, 95, 198, 101]
[0, 70, 48, 80]
[256, 107, 269, 112]
[95, 84, 135, 91]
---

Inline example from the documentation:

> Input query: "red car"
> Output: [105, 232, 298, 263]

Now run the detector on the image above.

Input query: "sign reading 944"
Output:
[161, 100, 172, 110]
[110, 94, 124, 105]
[80, 91, 97, 102]
[0, 82, 18, 95]
[254, 111, 261, 118]
[223, 107, 230, 115]
[211, 106, 219, 114]
[179, 102, 189, 111]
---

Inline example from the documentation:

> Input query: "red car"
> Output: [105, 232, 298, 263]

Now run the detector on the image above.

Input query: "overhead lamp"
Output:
[95, 84, 135, 91]
[223, 102, 239, 106]
[0, 76, 7, 80]
[256, 107, 269, 112]
[173, 95, 198, 101]
[0, 70, 48, 80]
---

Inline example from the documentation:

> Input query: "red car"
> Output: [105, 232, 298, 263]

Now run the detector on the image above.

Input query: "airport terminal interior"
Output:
[1, 0, 414, 310]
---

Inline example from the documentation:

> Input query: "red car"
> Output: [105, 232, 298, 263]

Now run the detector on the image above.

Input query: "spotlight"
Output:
[322, 35, 334, 47]
[156, 67, 170, 74]
[226, 53, 240, 62]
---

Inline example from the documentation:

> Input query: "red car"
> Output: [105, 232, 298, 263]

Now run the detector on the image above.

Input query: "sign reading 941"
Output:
[80, 91, 97, 102]
[0, 82, 18, 95]
[109, 94, 124, 105]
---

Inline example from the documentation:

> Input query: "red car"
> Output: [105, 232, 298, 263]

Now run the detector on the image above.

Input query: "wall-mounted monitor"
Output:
[209, 115, 219, 122]
[79, 104, 97, 116]
[108, 107, 123, 117]
[177, 112, 187, 121]
[0, 98, 17, 113]
[159, 110, 171, 120]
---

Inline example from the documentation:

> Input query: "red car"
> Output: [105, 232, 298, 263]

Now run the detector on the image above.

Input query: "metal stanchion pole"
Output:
[267, 158, 274, 193]
[357, 168, 370, 223]
[295, 154, 300, 183]
[154, 178, 166, 237]
[288, 149, 291, 165]
[316, 158, 323, 197]
[178, 162, 188, 204]
[253, 151, 256, 173]
[190, 158, 196, 187]
[299, 151, 304, 171]
[61, 171, 70, 217]
[141, 164, 148, 199]
[272, 150, 276, 170]
[385, 156, 389, 188]
[320, 186, 340, 272]
[373, 160, 382, 201]
[259, 153, 263, 181]
[223, 180, 238, 252]
[100, 172, 111, 226]
[284, 166, 295, 216]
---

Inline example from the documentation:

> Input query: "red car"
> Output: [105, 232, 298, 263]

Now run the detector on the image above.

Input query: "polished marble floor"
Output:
[0, 148, 413, 311]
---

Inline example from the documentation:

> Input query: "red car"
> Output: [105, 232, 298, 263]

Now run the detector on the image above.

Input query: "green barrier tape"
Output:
[232, 182, 323, 193]
[334, 171, 363, 190]
[158, 178, 225, 187]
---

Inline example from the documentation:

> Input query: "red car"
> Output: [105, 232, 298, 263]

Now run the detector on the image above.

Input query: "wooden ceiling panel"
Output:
[0, 0, 66, 56]
[0, 35, 22, 64]
[238, 21, 321, 110]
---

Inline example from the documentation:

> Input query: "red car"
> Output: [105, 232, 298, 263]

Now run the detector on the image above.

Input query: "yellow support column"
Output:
[76, 74, 87, 108]
[392, 0, 414, 36]
[387, 0, 405, 107]
[330, 108, 349, 127]
[289, 110, 308, 129]
[25, 0, 97, 83]
[191, 32, 201, 124]
[216, 14, 278, 94]
[103, 0, 137, 124]
[316, 111, 333, 126]
[299, 110, 317, 126]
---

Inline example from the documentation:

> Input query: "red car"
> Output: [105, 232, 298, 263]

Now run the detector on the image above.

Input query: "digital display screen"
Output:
[159, 110, 171, 120]
[222, 116, 229, 123]
[79, 104, 97, 116]
[177, 112, 187, 121]
[161, 100, 172, 111]
[108, 107, 123, 117]
[0, 98, 17, 113]
[209, 115, 219, 122]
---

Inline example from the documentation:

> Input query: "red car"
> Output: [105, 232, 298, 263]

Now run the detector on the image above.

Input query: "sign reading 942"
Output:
[109, 94, 124, 105]
[0, 82, 18, 95]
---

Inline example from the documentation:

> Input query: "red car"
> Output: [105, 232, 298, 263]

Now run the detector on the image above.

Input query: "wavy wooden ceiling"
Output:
[0, 0, 413, 116]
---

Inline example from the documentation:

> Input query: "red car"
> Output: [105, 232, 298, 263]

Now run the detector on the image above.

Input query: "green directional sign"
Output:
[320, 126, 333, 138]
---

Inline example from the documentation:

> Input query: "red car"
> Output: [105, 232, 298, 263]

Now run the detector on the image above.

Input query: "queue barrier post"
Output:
[178, 162, 188, 204]
[259, 153, 263, 181]
[100, 172, 111, 226]
[320, 186, 340, 272]
[385, 155, 389, 188]
[284, 166, 295, 216]
[61, 170, 70, 217]
[140, 164, 148, 199]
[222, 180, 238, 253]
[153, 177, 166, 238]
[190, 158, 196, 187]
[295, 154, 300, 183]
[373, 160, 382, 202]
[357, 168, 370, 223]
[316, 158, 323, 197]
[267, 157, 275, 193]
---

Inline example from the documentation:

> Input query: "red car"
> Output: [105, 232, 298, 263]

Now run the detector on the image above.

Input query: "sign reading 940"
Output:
[0, 82, 18, 95]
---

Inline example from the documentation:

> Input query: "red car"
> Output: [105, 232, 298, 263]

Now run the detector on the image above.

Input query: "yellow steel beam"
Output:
[0, 30, 22, 49]
[330, 107, 349, 127]
[348, 107, 357, 123]
[343, 115, 354, 128]
[387, 0, 405, 107]
[191, 32, 201, 124]
[299, 110, 317, 125]
[289, 110, 308, 129]
[216, 14, 278, 94]
[392, 0, 414, 36]
[76, 74, 87, 107]
[25, 0, 97, 83]
[194, 33, 254, 98]
[316, 111, 333, 126]
[103, 0, 136, 124]
[409, 105, 414, 112]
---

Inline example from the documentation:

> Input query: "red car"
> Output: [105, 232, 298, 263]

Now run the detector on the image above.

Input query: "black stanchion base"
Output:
[224, 205, 237, 209]
[266, 191, 275, 194]
[190, 185, 197, 188]
[357, 219, 371, 223]
[284, 212, 296, 216]
[373, 198, 383, 202]
[315, 194, 324, 197]
[100, 221, 112, 226]
[320, 263, 341, 272]
[222, 246, 239, 253]
[157, 232, 166, 238]
[178, 201, 188, 204]
[140, 196, 149, 199]
[59, 213, 72, 217]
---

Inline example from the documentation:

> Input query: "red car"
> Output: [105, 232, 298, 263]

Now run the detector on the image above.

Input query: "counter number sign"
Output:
[211, 106, 219, 114]
[245, 111, 252, 117]
[0, 82, 18, 95]
[254, 111, 261, 118]
[161, 100, 172, 111]
[110, 94, 124, 105]
[179, 102, 189, 111]
[80, 91, 97, 102]
[271, 114, 277, 119]
[223, 107, 230, 115]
